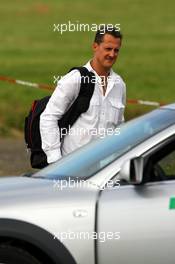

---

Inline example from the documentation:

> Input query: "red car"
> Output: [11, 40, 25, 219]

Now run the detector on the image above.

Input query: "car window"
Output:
[157, 151, 175, 179]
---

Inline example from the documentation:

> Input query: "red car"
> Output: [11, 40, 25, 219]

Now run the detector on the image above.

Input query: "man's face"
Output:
[92, 34, 121, 70]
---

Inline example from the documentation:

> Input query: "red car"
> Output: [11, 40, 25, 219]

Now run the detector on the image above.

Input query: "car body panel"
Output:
[98, 181, 175, 264]
[0, 177, 99, 264]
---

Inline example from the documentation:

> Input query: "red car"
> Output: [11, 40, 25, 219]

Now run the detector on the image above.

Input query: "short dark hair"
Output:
[94, 25, 122, 44]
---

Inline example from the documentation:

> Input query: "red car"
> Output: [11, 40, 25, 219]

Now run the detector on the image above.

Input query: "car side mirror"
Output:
[119, 157, 144, 184]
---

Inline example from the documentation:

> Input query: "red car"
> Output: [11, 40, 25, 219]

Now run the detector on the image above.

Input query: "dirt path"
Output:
[0, 138, 36, 176]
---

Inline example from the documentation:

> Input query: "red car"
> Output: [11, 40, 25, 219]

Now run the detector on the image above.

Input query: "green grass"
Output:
[0, 0, 175, 136]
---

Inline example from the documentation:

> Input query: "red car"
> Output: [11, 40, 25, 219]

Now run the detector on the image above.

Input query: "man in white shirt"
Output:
[40, 26, 126, 164]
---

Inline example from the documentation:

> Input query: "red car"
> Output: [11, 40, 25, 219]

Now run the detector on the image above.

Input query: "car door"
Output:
[97, 136, 175, 264]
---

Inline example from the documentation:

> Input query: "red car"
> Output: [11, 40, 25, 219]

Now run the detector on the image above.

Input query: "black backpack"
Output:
[24, 67, 95, 169]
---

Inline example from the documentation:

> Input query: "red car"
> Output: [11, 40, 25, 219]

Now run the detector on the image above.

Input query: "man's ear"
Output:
[92, 42, 99, 52]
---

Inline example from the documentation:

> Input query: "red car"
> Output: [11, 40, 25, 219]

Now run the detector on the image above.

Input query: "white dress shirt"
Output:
[40, 61, 126, 163]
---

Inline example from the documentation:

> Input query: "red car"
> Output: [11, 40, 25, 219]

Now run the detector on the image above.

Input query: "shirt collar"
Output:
[84, 60, 98, 76]
[84, 61, 118, 97]
[84, 60, 116, 81]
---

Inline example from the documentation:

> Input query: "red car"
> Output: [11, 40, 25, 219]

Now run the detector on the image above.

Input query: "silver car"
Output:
[0, 103, 175, 264]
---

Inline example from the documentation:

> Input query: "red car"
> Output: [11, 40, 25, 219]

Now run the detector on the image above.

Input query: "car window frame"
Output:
[106, 134, 175, 189]
[140, 135, 175, 184]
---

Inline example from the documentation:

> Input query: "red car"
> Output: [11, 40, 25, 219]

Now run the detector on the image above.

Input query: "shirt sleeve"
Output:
[40, 70, 81, 163]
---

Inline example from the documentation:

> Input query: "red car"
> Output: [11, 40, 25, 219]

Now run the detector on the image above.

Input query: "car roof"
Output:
[160, 103, 175, 110]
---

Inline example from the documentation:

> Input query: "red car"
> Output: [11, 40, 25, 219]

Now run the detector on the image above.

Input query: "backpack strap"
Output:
[68, 66, 95, 98]
[58, 67, 95, 130]
[69, 66, 92, 76]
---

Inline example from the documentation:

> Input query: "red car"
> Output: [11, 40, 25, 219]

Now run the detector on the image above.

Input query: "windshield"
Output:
[33, 108, 175, 180]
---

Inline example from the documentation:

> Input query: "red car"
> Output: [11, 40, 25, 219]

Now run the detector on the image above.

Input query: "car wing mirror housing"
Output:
[119, 157, 144, 184]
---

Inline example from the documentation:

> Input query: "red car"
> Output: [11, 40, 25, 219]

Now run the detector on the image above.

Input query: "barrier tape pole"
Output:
[0, 75, 165, 106]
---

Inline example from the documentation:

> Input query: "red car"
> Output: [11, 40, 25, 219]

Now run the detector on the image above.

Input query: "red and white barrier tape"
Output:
[0, 75, 165, 107]
[0, 75, 53, 90]
[127, 99, 164, 107]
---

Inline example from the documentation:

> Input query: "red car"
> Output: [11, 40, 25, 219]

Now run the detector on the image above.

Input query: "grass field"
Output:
[0, 0, 175, 136]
